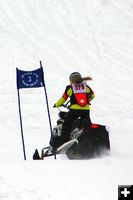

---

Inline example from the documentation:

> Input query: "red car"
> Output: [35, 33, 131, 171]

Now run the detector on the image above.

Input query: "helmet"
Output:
[69, 72, 82, 83]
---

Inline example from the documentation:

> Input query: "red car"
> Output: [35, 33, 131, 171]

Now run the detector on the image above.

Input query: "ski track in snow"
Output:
[0, 0, 133, 199]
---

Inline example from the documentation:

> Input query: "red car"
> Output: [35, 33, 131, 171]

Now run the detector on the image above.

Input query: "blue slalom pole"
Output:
[17, 88, 26, 160]
[40, 61, 56, 159]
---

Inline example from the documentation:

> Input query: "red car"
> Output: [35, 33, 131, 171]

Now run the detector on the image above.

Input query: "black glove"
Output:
[53, 104, 56, 108]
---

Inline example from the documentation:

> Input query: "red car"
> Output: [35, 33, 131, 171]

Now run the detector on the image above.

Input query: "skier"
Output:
[53, 72, 95, 146]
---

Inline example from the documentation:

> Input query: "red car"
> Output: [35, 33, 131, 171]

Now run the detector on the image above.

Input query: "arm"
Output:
[87, 86, 95, 102]
[54, 97, 66, 107]
[54, 86, 69, 107]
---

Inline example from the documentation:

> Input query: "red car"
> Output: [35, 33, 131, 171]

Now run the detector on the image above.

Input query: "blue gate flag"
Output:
[16, 65, 45, 160]
[16, 67, 44, 89]
[16, 61, 56, 160]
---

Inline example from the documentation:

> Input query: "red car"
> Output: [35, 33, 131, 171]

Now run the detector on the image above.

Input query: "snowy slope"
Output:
[0, 0, 133, 199]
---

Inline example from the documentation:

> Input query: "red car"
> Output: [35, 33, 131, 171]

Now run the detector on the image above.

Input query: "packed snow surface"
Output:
[0, 0, 133, 199]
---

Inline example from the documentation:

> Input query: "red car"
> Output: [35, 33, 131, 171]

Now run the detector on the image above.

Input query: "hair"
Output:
[81, 76, 92, 81]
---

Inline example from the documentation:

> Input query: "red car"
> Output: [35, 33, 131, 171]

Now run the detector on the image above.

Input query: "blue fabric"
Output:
[16, 67, 44, 89]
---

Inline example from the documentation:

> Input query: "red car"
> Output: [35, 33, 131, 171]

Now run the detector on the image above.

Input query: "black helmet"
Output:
[69, 72, 82, 83]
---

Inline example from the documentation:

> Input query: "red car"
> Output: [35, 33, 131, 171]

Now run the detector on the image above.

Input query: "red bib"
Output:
[72, 82, 87, 107]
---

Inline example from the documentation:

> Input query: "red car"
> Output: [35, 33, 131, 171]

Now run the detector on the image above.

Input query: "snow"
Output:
[0, 0, 133, 199]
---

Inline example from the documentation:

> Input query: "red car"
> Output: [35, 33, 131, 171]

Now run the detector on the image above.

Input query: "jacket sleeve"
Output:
[87, 86, 95, 102]
[54, 86, 69, 107]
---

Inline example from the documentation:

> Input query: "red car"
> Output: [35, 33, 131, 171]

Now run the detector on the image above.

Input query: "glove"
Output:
[53, 104, 56, 108]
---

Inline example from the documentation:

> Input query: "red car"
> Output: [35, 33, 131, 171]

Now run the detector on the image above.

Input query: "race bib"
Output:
[72, 82, 87, 106]
[72, 82, 86, 93]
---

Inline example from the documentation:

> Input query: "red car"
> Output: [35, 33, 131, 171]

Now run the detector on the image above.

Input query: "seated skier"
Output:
[51, 72, 95, 150]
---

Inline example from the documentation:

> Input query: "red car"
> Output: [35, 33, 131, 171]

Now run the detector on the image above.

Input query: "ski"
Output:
[33, 138, 78, 160]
